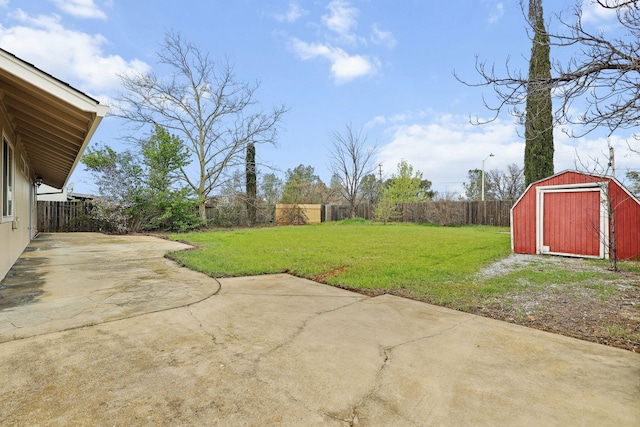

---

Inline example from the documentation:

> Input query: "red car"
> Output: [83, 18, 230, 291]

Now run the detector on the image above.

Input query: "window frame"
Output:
[2, 135, 15, 222]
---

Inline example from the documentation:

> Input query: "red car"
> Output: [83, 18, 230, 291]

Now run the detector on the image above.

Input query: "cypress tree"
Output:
[524, 0, 554, 186]
[245, 143, 257, 226]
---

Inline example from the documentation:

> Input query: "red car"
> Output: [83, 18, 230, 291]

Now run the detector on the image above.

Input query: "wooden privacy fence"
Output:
[37, 200, 515, 231]
[324, 200, 515, 226]
[38, 201, 100, 232]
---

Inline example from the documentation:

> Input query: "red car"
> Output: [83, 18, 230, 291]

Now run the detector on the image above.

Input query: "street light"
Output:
[481, 153, 494, 201]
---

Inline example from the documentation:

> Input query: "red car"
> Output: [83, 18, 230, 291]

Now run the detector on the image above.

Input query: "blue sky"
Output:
[1, 0, 638, 196]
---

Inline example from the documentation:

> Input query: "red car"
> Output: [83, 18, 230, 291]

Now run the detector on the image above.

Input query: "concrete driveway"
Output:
[0, 233, 638, 426]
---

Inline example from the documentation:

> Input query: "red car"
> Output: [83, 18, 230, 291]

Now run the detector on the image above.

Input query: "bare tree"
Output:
[487, 163, 526, 200]
[113, 31, 287, 221]
[598, 0, 637, 9]
[576, 144, 632, 271]
[463, 169, 485, 201]
[259, 172, 283, 222]
[457, 1, 640, 138]
[328, 124, 377, 218]
[625, 170, 640, 196]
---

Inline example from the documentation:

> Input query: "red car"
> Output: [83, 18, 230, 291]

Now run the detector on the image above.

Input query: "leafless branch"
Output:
[111, 31, 287, 220]
[328, 124, 378, 218]
[457, 1, 640, 138]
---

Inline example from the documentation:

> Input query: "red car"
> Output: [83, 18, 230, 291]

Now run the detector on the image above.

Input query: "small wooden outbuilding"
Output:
[511, 170, 640, 260]
[275, 204, 323, 225]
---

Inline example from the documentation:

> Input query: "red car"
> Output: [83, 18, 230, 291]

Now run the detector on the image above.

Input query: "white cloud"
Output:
[50, 0, 107, 20]
[370, 24, 396, 48]
[0, 0, 8, 8]
[581, 0, 617, 24]
[376, 116, 520, 195]
[553, 130, 637, 177]
[488, 2, 504, 24]
[365, 110, 429, 128]
[322, 0, 359, 38]
[290, 38, 378, 83]
[283, 1, 392, 83]
[274, 0, 308, 23]
[0, 10, 149, 100]
[374, 114, 640, 196]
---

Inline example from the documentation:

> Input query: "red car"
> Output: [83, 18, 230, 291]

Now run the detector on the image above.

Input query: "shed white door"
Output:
[538, 186, 606, 258]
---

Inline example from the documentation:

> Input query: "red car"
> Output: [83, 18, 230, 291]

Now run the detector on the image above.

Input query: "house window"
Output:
[2, 137, 14, 219]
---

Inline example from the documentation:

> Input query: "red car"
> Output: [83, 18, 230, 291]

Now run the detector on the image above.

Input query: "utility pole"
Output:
[609, 146, 615, 177]
[378, 163, 383, 182]
[481, 153, 494, 201]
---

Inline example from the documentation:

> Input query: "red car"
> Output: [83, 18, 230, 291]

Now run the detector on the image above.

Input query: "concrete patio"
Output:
[0, 233, 638, 426]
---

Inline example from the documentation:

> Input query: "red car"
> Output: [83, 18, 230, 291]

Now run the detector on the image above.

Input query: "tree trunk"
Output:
[246, 143, 257, 226]
[607, 186, 618, 271]
[199, 198, 207, 222]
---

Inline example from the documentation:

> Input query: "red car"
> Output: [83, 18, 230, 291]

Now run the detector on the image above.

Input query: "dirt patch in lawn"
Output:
[468, 255, 640, 352]
[315, 266, 348, 283]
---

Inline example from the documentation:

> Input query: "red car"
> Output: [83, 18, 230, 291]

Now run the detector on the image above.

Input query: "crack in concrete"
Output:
[233, 296, 371, 418]
[347, 316, 477, 425]
[234, 296, 476, 425]
[387, 316, 476, 353]
[5, 319, 20, 329]
[345, 346, 389, 426]
[0, 279, 222, 344]
[278, 384, 352, 425]
[253, 296, 368, 369]
[187, 305, 218, 345]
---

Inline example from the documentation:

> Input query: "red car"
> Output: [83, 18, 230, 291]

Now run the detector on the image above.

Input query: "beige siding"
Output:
[0, 51, 106, 281]
[0, 120, 34, 281]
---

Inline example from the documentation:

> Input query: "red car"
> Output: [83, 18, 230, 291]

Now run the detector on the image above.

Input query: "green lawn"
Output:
[168, 222, 512, 305]
[167, 221, 640, 349]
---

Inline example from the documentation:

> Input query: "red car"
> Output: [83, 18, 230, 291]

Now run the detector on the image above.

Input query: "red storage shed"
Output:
[511, 170, 640, 260]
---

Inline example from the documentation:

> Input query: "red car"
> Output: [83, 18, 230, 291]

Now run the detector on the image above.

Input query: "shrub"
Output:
[280, 204, 308, 225]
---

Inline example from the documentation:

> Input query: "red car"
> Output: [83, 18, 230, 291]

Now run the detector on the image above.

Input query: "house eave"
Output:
[0, 48, 108, 189]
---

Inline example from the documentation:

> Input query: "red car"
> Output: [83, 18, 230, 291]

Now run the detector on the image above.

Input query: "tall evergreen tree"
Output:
[524, 0, 554, 186]
[462, 2, 640, 139]
[245, 143, 257, 226]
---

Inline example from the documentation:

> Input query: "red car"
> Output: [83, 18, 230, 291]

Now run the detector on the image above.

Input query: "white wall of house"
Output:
[1, 121, 35, 281]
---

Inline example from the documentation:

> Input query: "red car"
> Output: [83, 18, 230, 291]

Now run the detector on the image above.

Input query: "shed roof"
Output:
[512, 169, 640, 208]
